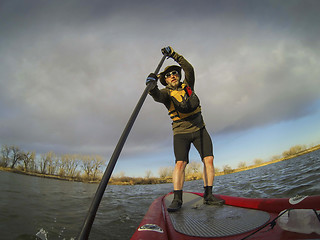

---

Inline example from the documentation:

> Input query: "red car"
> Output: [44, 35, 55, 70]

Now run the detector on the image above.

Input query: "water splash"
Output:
[36, 228, 48, 240]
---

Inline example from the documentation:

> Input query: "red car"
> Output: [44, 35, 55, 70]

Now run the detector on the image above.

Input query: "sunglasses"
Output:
[165, 70, 179, 78]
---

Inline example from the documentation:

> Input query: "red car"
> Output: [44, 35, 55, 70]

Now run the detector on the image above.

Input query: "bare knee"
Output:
[175, 161, 187, 171]
[203, 156, 214, 165]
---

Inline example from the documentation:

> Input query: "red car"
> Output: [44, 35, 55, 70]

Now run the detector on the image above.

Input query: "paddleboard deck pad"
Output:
[164, 192, 270, 238]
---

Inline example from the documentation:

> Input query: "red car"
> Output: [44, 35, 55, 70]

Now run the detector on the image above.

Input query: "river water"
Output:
[1, 149, 320, 240]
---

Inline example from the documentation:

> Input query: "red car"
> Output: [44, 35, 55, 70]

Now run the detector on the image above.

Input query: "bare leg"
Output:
[173, 161, 187, 190]
[202, 156, 224, 205]
[203, 156, 214, 187]
[168, 161, 187, 212]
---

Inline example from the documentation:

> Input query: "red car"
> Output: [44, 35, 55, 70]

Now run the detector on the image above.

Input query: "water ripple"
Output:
[0, 149, 319, 239]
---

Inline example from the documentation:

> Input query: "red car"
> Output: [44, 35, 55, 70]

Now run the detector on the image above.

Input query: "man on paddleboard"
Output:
[146, 46, 224, 212]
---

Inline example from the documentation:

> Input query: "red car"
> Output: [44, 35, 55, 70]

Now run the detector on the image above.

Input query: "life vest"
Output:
[168, 83, 201, 122]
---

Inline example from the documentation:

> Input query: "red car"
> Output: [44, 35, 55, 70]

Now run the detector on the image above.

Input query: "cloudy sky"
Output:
[1, 0, 320, 177]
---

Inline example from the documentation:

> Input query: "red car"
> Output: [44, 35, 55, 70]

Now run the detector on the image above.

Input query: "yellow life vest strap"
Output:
[168, 104, 201, 122]
[172, 111, 201, 123]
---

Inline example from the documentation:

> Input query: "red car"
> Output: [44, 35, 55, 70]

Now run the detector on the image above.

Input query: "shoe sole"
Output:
[167, 203, 181, 212]
[203, 199, 225, 206]
[167, 205, 182, 212]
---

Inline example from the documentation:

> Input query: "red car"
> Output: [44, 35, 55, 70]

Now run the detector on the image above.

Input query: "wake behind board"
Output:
[164, 192, 270, 238]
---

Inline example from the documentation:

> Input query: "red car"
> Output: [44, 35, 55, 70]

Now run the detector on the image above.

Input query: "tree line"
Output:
[221, 144, 310, 175]
[0, 145, 105, 181]
[150, 144, 313, 178]
[0, 143, 317, 184]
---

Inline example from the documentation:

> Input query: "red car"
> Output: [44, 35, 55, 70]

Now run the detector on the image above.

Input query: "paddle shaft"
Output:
[77, 54, 167, 240]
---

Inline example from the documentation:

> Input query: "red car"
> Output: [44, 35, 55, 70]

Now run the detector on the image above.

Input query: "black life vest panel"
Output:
[168, 83, 201, 122]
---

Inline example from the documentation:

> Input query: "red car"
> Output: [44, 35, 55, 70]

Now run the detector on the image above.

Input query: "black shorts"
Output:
[173, 127, 213, 163]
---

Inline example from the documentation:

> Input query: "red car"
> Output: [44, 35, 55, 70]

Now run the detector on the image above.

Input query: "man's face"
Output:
[165, 70, 180, 88]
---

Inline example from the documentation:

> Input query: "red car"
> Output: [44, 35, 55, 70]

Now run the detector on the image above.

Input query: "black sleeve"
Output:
[172, 52, 195, 90]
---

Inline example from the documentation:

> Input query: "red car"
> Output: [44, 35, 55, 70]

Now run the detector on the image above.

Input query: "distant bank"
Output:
[1, 144, 319, 185]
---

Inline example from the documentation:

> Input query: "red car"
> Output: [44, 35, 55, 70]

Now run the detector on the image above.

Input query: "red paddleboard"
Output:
[131, 192, 320, 240]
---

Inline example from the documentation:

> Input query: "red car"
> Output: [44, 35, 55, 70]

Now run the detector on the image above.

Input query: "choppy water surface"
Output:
[1, 150, 319, 240]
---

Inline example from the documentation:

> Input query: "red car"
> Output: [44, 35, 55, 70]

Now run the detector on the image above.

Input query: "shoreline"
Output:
[231, 144, 320, 174]
[1, 144, 319, 185]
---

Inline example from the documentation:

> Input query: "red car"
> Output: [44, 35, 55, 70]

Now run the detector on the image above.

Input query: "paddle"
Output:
[77, 53, 167, 240]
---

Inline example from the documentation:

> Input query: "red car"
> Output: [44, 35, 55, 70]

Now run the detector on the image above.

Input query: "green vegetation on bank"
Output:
[1, 144, 319, 185]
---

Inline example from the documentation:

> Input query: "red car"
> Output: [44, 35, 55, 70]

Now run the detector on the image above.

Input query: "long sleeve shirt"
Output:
[149, 53, 205, 135]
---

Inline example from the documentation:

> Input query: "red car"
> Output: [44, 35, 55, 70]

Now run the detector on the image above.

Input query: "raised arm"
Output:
[172, 52, 195, 89]
[162, 46, 195, 89]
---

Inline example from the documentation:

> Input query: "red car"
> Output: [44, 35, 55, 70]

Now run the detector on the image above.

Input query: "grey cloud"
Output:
[1, 0, 320, 158]
[195, 39, 320, 133]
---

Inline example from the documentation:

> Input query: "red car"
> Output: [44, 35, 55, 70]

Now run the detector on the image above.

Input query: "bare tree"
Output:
[56, 154, 66, 177]
[271, 155, 281, 161]
[185, 161, 201, 175]
[158, 166, 173, 178]
[62, 154, 80, 178]
[282, 145, 307, 158]
[223, 164, 234, 174]
[91, 155, 105, 181]
[145, 170, 152, 179]
[118, 171, 126, 178]
[237, 161, 247, 169]
[81, 155, 98, 180]
[39, 153, 50, 174]
[0, 145, 11, 167]
[214, 166, 221, 174]
[9, 145, 22, 169]
[21, 151, 36, 172]
[253, 158, 263, 165]
[45, 152, 57, 175]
